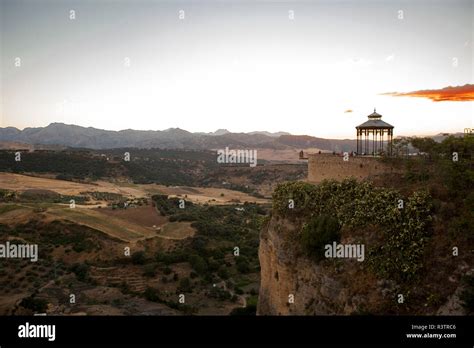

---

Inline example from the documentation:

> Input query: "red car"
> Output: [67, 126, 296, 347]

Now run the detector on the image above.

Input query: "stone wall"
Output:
[307, 153, 396, 183]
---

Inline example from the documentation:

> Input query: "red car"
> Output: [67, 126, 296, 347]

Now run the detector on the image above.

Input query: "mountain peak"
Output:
[212, 129, 230, 136]
[163, 127, 191, 134]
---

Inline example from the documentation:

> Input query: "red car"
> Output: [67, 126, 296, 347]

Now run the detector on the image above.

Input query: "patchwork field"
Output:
[152, 185, 269, 204]
[0, 172, 264, 243]
[98, 205, 167, 227]
[158, 221, 195, 239]
[47, 207, 157, 242]
[0, 202, 195, 243]
[0, 173, 269, 204]
[0, 173, 103, 196]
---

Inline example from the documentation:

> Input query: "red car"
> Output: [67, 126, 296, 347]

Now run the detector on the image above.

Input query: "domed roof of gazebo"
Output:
[356, 108, 394, 129]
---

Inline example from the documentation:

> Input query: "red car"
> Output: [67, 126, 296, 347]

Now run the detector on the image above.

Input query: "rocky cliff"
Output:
[257, 180, 473, 316]
[257, 214, 385, 315]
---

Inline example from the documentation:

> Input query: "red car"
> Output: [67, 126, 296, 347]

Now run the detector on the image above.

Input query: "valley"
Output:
[0, 149, 282, 315]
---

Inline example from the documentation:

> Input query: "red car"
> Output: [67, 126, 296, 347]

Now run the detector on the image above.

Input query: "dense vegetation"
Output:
[273, 179, 433, 281]
[153, 194, 266, 262]
[391, 136, 474, 261]
[0, 219, 101, 254]
[146, 195, 268, 313]
[385, 135, 474, 197]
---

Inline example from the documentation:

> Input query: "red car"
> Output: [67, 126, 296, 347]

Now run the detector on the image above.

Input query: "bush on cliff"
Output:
[301, 214, 341, 261]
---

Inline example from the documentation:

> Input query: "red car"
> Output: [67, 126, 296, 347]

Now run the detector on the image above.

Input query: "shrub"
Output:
[131, 251, 147, 265]
[144, 287, 161, 302]
[300, 214, 341, 261]
[143, 263, 157, 277]
[70, 263, 89, 282]
[189, 254, 208, 274]
[209, 287, 232, 301]
[236, 257, 251, 274]
[20, 296, 48, 312]
[217, 267, 229, 280]
[178, 277, 193, 292]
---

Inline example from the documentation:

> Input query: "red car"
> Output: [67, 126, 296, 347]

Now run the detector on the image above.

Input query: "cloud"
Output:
[385, 54, 395, 62]
[381, 84, 474, 102]
[344, 109, 353, 113]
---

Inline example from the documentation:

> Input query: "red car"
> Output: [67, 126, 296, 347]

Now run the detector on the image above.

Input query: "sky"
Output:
[0, 0, 473, 138]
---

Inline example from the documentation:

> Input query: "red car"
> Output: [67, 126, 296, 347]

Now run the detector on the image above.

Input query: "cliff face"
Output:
[257, 215, 374, 315]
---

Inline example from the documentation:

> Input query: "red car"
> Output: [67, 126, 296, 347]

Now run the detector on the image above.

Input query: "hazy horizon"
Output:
[1, 0, 473, 138]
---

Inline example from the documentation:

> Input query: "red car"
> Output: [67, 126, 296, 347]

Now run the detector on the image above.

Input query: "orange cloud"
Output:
[381, 84, 474, 102]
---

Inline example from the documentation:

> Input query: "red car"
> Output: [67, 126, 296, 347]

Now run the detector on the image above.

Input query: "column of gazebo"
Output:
[389, 129, 393, 156]
[373, 130, 376, 156]
[363, 130, 367, 155]
[377, 130, 379, 154]
[380, 129, 384, 153]
[373, 130, 375, 155]
[381, 130, 383, 153]
[366, 129, 369, 155]
[356, 130, 359, 154]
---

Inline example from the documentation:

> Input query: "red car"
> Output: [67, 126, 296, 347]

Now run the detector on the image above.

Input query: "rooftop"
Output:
[356, 109, 394, 129]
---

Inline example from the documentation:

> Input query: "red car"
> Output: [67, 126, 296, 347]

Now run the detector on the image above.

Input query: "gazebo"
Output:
[356, 109, 394, 156]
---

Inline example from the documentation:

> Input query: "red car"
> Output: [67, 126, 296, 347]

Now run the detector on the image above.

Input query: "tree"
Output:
[178, 277, 193, 292]
[189, 254, 208, 274]
[392, 137, 410, 157]
[410, 137, 438, 155]
[236, 257, 251, 274]
[143, 263, 157, 277]
[144, 287, 161, 302]
[20, 296, 48, 313]
[300, 214, 341, 261]
[131, 251, 146, 265]
[71, 262, 89, 282]
[217, 267, 229, 280]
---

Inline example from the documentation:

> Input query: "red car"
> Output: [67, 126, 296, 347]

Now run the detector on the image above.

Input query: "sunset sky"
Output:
[1, 0, 473, 138]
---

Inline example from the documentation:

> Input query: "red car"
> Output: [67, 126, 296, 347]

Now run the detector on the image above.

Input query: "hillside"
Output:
[0, 180, 268, 315]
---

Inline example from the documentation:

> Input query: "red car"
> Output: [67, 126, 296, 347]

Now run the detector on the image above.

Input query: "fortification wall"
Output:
[307, 154, 396, 183]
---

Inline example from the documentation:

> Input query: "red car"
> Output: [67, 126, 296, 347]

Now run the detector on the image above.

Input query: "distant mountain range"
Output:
[0, 123, 463, 152]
